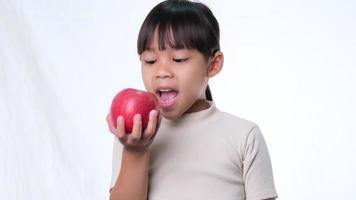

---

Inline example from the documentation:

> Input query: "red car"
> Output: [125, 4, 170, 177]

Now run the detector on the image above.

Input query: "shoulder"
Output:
[213, 108, 265, 149]
[215, 108, 258, 134]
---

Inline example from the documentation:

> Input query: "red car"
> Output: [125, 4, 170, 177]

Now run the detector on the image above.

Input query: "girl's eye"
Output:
[144, 60, 156, 64]
[173, 58, 189, 63]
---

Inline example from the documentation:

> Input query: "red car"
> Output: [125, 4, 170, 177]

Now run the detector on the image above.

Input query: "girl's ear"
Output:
[207, 51, 224, 78]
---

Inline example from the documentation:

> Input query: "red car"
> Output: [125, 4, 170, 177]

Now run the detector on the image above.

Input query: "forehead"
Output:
[148, 27, 177, 48]
[140, 27, 207, 60]
[148, 28, 161, 48]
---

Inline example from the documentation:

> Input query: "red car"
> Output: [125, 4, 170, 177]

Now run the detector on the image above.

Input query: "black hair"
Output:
[137, 0, 220, 101]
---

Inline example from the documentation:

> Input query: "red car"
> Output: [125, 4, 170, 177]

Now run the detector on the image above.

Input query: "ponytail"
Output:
[205, 84, 213, 101]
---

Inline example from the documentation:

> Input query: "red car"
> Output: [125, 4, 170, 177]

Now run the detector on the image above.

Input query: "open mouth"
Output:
[156, 88, 178, 108]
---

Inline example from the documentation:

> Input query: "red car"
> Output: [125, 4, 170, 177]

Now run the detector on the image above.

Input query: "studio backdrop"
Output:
[1, 0, 355, 199]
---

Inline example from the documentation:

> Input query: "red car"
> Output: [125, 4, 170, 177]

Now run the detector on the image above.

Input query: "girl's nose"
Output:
[155, 63, 173, 79]
[155, 70, 173, 79]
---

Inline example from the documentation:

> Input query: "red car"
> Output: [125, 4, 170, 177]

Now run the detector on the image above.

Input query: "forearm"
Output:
[110, 148, 150, 200]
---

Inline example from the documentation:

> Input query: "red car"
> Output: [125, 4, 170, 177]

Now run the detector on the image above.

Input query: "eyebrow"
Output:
[145, 46, 188, 52]
[146, 47, 155, 51]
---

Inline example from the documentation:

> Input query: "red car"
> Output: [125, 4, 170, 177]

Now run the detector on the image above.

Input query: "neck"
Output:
[185, 99, 211, 113]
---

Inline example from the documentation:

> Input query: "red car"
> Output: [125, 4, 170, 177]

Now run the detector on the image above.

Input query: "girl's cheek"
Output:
[141, 67, 150, 78]
[142, 73, 154, 90]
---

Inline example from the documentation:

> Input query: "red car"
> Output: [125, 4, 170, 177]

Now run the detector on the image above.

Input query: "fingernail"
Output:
[151, 110, 157, 117]
[118, 116, 123, 124]
[135, 114, 141, 121]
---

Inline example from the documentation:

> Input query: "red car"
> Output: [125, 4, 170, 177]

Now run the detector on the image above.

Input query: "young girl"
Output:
[107, 0, 278, 199]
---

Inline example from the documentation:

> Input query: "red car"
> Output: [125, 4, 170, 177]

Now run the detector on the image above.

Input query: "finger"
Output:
[106, 114, 117, 134]
[116, 116, 127, 140]
[129, 114, 142, 144]
[143, 110, 158, 139]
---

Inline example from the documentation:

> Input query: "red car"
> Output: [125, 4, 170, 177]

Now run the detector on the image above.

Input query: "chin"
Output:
[160, 109, 182, 121]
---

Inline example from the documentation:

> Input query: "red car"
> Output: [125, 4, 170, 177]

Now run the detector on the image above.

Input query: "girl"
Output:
[107, 0, 278, 199]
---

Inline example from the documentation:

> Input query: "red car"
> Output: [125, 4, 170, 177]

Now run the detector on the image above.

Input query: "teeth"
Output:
[157, 89, 175, 97]
[160, 89, 172, 92]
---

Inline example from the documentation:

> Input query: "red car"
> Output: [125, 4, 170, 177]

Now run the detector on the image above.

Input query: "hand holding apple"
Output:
[110, 88, 159, 133]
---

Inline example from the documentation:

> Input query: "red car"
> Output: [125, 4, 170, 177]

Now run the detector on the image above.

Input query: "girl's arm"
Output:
[107, 110, 160, 200]
[243, 126, 278, 200]
[110, 149, 150, 200]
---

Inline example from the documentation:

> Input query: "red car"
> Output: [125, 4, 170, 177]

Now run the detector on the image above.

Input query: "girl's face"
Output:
[140, 30, 213, 120]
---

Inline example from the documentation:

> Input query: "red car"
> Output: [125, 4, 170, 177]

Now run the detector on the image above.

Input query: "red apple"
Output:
[110, 88, 159, 133]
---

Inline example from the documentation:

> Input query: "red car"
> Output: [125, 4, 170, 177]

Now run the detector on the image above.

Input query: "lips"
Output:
[156, 88, 178, 108]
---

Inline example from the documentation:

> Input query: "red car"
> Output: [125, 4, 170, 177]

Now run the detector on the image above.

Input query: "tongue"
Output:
[161, 91, 177, 102]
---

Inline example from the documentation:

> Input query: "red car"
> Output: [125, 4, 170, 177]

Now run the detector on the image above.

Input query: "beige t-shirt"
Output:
[110, 102, 278, 200]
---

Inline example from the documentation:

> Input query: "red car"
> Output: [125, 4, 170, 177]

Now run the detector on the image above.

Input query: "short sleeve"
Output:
[110, 137, 123, 191]
[242, 126, 278, 200]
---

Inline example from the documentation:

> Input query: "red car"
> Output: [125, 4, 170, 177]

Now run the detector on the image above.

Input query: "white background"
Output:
[1, 0, 355, 199]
